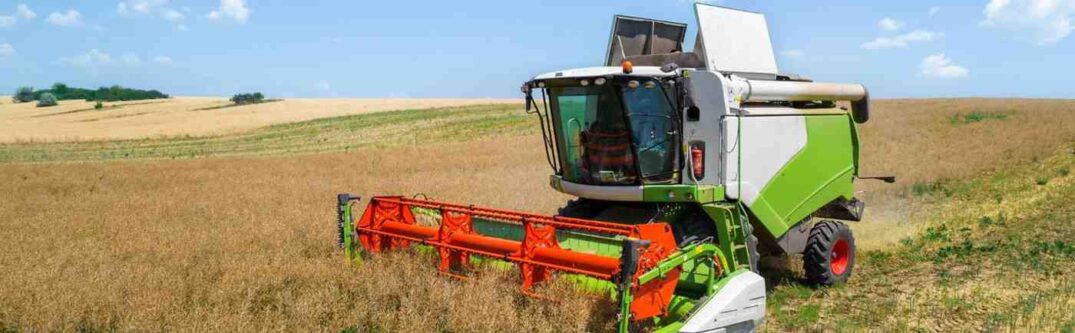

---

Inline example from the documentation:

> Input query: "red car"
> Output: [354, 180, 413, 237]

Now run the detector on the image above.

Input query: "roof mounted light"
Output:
[594, 77, 607, 86]
[580, 79, 591, 86]
[622, 60, 634, 74]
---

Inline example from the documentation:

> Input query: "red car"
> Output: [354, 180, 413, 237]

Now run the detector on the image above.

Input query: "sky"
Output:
[0, 0, 1073, 98]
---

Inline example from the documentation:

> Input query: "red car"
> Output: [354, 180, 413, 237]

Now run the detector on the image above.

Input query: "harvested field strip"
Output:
[78, 111, 155, 122]
[26, 100, 170, 118]
[0, 104, 533, 162]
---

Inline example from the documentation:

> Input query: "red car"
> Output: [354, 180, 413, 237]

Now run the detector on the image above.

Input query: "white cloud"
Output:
[162, 8, 184, 22]
[122, 53, 142, 66]
[119, 0, 186, 29]
[982, 0, 1075, 45]
[879, 17, 905, 31]
[929, 7, 941, 16]
[46, 10, 83, 27]
[60, 49, 112, 67]
[861, 30, 943, 49]
[176, 24, 188, 31]
[313, 81, 331, 91]
[207, 0, 250, 24]
[16, 4, 35, 20]
[920, 53, 968, 79]
[118, 0, 165, 16]
[0, 43, 13, 57]
[0, 4, 35, 27]
[154, 56, 173, 65]
[781, 49, 805, 58]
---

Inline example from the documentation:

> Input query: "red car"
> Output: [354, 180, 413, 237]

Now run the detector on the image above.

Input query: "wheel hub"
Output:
[830, 239, 849, 275]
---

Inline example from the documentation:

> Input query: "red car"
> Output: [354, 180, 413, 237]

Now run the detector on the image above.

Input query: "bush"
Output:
[36, 93, 58, 107]
[94, 101, 104, 110]
[230, 92, 266, 105]
[13, 87, 34, 103]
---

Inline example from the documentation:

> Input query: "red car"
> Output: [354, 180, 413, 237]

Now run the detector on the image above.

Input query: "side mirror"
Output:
[525, 94, 534, 113]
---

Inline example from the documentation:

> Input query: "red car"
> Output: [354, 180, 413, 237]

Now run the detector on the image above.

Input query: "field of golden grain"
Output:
[1, 98, 1073, 332]
[0, 97, 514, 143]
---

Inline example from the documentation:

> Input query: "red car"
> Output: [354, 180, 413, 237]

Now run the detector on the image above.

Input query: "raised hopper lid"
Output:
[694, 4, 779, 75]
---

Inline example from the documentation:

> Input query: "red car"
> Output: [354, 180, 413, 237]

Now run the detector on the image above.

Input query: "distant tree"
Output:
[52, 83, 70, 96]
[36, 93, 58, 107]
[230, 92, 266, 105]
[13, 86, 34, 103]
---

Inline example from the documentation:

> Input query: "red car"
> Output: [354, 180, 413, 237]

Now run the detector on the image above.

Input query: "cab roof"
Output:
[532, 66, 675, 81]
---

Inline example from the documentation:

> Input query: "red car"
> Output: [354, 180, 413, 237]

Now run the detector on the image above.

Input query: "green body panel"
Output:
[642, 184, 724, 203]
[748, 114, 858, 238]
[699, 203, 753, 271]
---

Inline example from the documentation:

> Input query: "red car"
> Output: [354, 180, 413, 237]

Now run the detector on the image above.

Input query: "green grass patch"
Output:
[912, 180, 951, 197]
[948, 111, 1009, 125]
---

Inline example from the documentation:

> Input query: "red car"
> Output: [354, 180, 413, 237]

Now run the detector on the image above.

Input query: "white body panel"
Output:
[683, 70, 731, 186]
[555, 177, 644, 202]
[679, 271, 767, 333]
[694, 5, 778, 75]
[723, 115, 807, 205]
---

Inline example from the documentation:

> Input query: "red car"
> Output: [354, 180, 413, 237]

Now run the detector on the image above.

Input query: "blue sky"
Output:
[0, 0, 1073, 98]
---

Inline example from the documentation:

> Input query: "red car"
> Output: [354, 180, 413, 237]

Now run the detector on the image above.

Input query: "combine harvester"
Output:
[337, 4, 883, 332]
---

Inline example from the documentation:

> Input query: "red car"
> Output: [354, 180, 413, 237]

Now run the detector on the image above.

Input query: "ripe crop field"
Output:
[0, 99, 1073, 332]
[0, 97, 514, 143]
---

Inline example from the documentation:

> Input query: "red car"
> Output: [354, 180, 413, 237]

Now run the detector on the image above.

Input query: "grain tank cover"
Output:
[604, 15, 688, 66]
[694, 4, 779, 76]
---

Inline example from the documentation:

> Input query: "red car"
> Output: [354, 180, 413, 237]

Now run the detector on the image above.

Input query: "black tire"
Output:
[803, 220, 855, 285]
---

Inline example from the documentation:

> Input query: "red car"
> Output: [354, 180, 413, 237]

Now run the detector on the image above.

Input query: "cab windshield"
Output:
[547, 78, 678, 186]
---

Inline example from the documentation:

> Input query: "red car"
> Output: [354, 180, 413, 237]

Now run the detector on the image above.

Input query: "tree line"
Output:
[12, 83, 169, 104]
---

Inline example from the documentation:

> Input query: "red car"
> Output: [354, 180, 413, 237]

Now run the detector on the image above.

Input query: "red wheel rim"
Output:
[830, 239, 850, 275]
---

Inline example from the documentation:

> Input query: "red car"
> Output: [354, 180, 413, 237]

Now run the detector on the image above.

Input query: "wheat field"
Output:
[0, 97, 514, 143]
[0, 98, 1074, 332]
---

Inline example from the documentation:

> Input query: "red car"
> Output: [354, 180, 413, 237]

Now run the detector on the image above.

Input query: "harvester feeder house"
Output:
[337, 4, 878, 332]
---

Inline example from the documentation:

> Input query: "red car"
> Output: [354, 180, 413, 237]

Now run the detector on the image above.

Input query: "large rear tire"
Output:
[803, 220, 855, 285]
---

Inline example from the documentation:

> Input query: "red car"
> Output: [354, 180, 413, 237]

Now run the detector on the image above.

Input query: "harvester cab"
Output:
[339, 4, 870, 333]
